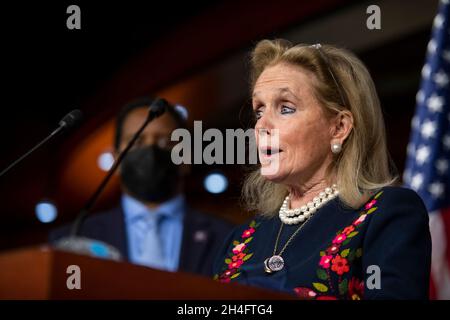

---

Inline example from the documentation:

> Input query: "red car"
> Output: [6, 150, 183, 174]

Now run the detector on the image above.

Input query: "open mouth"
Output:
[259, 147, 283, 157]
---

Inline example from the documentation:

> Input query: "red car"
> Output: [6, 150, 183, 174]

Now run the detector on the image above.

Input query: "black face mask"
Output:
[120, 145, 179, 203]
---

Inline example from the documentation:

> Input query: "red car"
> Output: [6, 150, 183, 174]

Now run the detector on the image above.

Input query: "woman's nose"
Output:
[255, 111, 274, 136]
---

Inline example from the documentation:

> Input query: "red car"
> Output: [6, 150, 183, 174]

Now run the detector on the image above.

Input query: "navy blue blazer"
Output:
[213, 187, 431, 299]
[49, 205, 233, 276]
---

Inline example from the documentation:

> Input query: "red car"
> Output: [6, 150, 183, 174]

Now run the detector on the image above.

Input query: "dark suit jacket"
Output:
[213, 186, 432, 299]
[49, 205, 234, 276]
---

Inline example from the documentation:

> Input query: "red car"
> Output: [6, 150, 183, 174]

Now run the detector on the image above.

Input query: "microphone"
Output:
[148, 98, 167, 118]
[59, 109, 83, 129]
[0, 109, 83, 178]
[54, 99, 168, 260]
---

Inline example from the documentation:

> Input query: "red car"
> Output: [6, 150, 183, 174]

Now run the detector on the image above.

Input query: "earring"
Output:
[331, 142, 342, 154]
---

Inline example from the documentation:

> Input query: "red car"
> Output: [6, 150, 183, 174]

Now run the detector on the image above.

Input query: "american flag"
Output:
[403, 0, 450, 300]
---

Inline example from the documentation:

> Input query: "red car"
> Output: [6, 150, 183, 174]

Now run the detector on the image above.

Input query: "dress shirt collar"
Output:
[121, 193, 185, 222]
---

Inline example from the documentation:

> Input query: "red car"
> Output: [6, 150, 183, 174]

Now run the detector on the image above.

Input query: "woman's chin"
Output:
[260, 167, 286, 183]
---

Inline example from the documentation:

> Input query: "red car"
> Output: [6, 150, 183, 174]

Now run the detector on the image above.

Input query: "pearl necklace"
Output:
[278, 184, 339, 225]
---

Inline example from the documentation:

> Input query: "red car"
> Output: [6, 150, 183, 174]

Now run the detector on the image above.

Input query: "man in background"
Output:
[50, 97, 233, 276]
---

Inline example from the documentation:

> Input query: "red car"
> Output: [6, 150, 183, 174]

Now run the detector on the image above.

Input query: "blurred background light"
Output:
[35, 201, 58, 223]
[203, 172, 228, 194]
[97, 152, 115, 172]
[174, 104, 189, 120]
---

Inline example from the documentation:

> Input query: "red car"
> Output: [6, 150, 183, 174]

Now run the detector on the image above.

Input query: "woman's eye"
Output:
[281, 106, 295, 114]
[254, 109, 263, 120]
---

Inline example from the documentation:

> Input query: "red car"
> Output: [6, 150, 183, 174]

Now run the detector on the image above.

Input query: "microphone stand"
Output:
[0, 110, 82, 178]
[0, 127, 63, 178]
[70, 110, 159, 237]
[54, 100, 167, 260]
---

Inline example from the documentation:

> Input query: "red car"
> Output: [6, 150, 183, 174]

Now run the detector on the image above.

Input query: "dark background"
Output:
[0, 0, 438, 251]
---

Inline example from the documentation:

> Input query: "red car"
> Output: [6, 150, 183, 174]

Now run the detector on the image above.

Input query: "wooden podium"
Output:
[0, 246, 292, 299]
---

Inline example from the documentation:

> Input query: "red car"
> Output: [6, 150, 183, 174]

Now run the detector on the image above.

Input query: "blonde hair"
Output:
[242, 39, 398, 215]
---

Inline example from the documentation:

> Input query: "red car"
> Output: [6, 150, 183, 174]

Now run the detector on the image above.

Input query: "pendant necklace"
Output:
[264, 185, 339, 274]
[264, 221, 307, 273]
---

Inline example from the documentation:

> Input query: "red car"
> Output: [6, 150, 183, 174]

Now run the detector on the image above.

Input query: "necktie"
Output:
[133, 212, 166, 270]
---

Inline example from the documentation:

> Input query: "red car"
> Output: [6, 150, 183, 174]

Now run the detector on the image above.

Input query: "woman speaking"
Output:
[213, 39, 431, 300]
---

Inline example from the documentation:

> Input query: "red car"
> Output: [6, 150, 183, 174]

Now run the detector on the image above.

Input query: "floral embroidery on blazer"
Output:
[214, 220, 260, 283]
[213, 187, 431, 300]
[293, 190, 383, 300]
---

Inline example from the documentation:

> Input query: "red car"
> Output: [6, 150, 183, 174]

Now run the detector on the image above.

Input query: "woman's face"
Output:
[253, 63, 335, 187]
